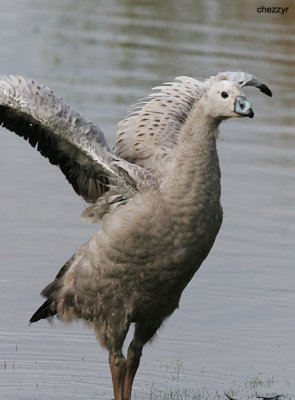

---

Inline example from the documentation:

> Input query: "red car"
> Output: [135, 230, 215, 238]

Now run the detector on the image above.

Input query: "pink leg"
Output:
[109, 351, 126, 400]
[122, 321, 162, 400]
[123, 342, 142, 400]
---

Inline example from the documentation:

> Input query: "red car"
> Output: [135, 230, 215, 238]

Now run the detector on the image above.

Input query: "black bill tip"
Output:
[259, 83, 272, 97]
[248, 108, 254, 118]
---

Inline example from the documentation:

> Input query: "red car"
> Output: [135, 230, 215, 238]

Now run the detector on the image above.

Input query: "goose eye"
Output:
[221, 91, 229, 99]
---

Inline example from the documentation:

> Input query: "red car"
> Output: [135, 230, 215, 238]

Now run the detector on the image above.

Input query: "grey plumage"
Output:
[0, 75, 154, 207]
[0, 72, 271, 400]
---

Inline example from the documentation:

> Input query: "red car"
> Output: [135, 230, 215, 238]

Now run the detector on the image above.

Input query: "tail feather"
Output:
[30, 254, 74, 324]
[30, 298, 56, 323]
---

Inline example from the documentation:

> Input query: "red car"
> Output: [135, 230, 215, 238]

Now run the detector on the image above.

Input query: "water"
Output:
[0, 0, 294, 399]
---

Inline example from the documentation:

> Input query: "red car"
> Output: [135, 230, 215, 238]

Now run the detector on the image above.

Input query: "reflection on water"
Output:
[0, 1, 294, 399]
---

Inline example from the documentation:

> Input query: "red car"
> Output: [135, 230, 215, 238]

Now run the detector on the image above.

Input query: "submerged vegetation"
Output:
[144, 362, 292, 400]
[147, 384, 291, 400]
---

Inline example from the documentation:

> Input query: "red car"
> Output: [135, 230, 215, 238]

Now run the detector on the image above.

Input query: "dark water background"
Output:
[0, 1, 294, 399]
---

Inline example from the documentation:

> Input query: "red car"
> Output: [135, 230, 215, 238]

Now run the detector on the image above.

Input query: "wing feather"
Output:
[114, 76, 203, 170]
[0, 75, 141, 203]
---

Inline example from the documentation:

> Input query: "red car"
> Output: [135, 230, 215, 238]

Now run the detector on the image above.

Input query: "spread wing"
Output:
[0, 75, 155, 208]
[114, 72, 272, 174]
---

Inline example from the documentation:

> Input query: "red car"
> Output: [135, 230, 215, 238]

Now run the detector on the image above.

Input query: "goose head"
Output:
[202, 80, 254, 120]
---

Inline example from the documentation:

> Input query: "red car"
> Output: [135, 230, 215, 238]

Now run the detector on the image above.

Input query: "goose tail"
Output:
[30, 298, 56, 323]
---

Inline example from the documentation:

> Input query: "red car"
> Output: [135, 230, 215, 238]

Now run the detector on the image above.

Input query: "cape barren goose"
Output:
[0, 72, 272, 400]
